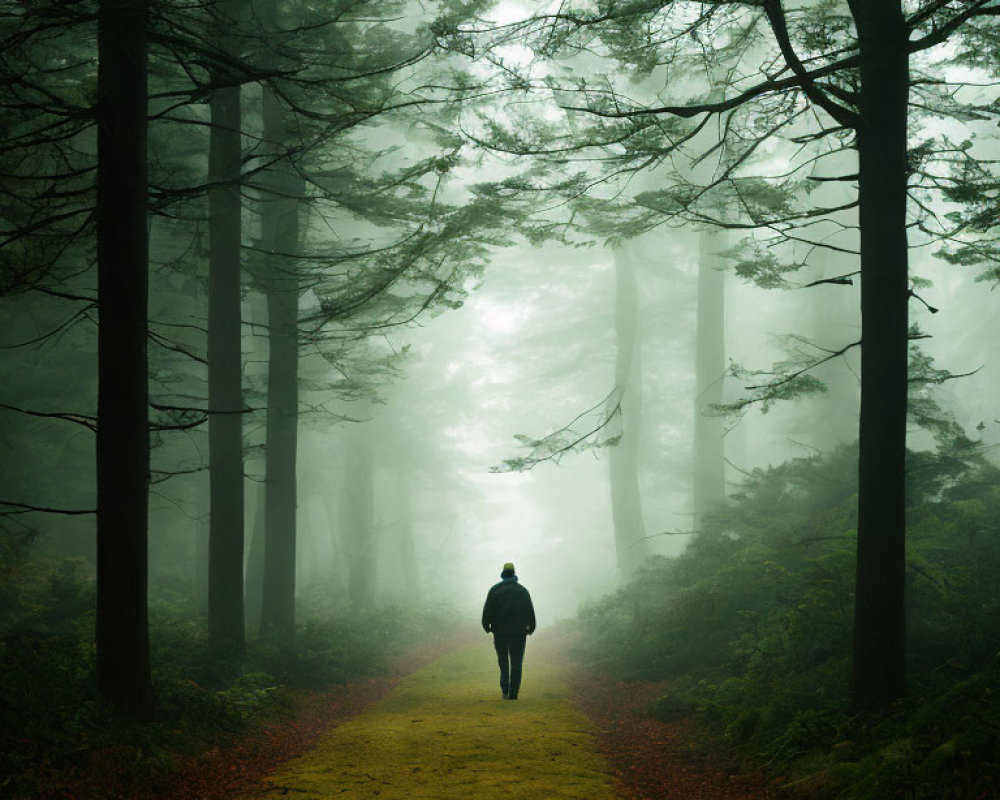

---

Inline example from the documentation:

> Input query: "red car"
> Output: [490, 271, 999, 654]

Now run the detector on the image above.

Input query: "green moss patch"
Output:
[245, 643, 618, 800]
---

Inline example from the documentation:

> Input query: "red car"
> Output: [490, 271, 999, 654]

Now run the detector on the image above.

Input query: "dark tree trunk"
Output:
[259, 280, 298, 640]
[244, 479, 266, 632]
[851, 0, 910, 712]
[95, 0, 155, 718]
[610, 245, 646, 577]
[194, 471, 209, 609]
[207, 58, 245, 657]
[693, 228, 727, 524]
[258, 85, 302, 643]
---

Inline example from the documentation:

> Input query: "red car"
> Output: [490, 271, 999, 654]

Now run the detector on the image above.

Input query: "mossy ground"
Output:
[244, 641, 619, 800]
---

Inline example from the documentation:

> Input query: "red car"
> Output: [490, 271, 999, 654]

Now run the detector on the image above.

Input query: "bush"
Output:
[0, 531, 463, 798]
[572, 443, 1000, 798]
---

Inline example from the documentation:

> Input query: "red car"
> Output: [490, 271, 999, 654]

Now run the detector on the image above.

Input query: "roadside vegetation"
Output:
[573, 440, 1000, 799]
[0, 555, 461, 799]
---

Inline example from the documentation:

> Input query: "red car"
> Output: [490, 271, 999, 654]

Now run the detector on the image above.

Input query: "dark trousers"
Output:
[493, 632, 527, 698]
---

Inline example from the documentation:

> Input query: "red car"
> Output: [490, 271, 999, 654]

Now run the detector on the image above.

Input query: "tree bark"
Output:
[194, 470, 209, 610]
[207, 41, 245, 656]
[243, 289, 269, 631]
[258, 84, 302, 643]
[244, 478, 266, 632]
[850, 0, 910, 711]
[258, 258, 299, 642]
[693, 228, 727, 525]
[95, 0, 155, 718]
[610, 245, 646, 577]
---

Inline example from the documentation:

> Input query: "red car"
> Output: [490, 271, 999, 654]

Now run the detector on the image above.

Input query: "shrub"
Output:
[0, 531, 463, 797]
[572, 443, 1000, 797]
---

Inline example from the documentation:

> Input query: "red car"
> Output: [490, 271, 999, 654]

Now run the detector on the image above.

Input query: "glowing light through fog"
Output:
[475, 298, 530, 334]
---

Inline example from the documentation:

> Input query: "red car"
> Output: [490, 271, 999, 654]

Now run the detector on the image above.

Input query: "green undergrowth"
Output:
[0, 543, 461, 798]
[573, 442, 1000, 799]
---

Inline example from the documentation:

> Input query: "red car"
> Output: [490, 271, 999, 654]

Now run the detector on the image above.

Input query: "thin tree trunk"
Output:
[244, 479, 266, 632]
[258, 252, 299, 643]
[610, 245, 646, 577]
[207, 33, 245, 656]
[195, 471, 209, 609]
[322, 490, 346, 586]
[345, 411, 376, 610]
[95, 0, 155, 718]
[693, 228, 727, 524]
[258, 84, 302, 643]
[851, 0, 909, 711]
[243, 289, 269, 631]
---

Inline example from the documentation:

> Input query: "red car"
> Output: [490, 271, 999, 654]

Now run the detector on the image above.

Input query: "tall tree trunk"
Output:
[258, 85, 302, 643]
[258, 242, 299, 643]
[345, 411, 376, 610]
[195, 471, 209, 609]
[851, 0, 909, 711]
[244, 479, 266, 632]
[610, 245, 646, 577]
[95, 0, 155, 718]
[243, 289, 269, 631]
[693, 228, 727, 525]
[207, 34, 245, 656]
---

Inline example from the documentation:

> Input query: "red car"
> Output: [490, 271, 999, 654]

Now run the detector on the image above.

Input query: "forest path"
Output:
[241, 642, 619, 800]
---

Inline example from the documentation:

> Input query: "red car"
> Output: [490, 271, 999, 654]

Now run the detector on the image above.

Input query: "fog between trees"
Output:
[2, 0, 1000, 737]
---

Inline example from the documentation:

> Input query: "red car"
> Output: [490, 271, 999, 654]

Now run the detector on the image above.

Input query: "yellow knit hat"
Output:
[502, 562, 515, 573]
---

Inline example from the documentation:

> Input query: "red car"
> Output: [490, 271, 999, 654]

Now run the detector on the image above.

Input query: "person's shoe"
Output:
[507, 694, 518, 700]
[501, 689, 508, 699]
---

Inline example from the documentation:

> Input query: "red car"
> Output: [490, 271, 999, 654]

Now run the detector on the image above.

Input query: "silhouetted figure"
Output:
[482, 562, 536, 700]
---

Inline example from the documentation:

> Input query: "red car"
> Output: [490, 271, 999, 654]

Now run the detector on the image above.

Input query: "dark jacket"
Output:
[482, 577, 536, 637]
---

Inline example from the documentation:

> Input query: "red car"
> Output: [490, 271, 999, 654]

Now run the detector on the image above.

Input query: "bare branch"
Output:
[0, 400, 96, 431]
[762, 0, 859, 129]
[0, 500, 95, 515]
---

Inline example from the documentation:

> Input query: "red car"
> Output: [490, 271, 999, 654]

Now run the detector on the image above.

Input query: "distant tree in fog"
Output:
[342, 399, 376, 610]
[693, 226, 727, 523]
[609, 244, 647, 576]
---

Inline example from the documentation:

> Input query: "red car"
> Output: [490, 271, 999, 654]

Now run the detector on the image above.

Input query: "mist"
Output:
[3, 0, 1000, 797]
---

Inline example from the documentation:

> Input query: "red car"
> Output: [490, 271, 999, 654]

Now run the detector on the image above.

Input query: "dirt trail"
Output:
[241, 643, 618, 800]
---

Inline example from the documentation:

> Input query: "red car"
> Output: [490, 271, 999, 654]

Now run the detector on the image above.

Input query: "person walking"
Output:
[481, 562, 536, 700]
